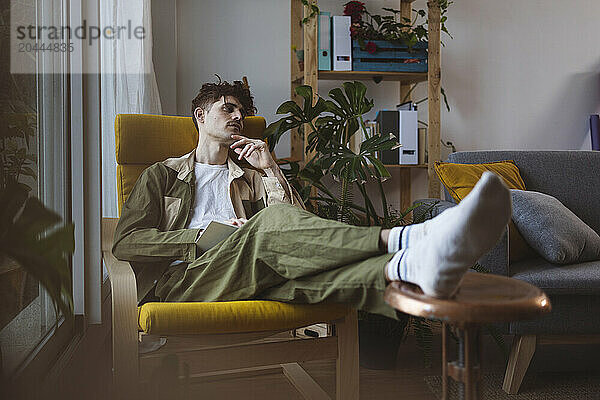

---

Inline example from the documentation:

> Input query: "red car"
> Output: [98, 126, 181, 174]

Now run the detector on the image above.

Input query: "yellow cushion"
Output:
[137, 301, 350, 335]
[115, 114, 266, 165]
[434, 160, 526, 202]
[117, 164, 148, 215]
[434, 160, 534, 262]
[114, 114, 266, 214]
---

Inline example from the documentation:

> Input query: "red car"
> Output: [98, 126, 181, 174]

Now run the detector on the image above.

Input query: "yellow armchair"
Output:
[103, 113, 359, 399]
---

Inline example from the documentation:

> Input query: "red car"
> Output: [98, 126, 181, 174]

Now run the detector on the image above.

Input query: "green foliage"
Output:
[0, 4, 73, 326]
[264, 81, 401, 226]
[0, 182, 75, 321]
[1, 113, 37, 192]
[1, 8, 38, 193]
[347, 0, 453, 51]
[300, 0, 319, 25]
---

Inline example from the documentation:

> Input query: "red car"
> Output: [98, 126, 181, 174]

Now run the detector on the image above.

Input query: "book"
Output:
[590, 114, 600, 151]
[332, 16, 352, 71]
[318, 12, 331, 70]
[196, 220, 238, 252]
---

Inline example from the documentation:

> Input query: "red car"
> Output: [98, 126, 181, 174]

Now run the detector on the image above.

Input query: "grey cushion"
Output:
[447, 151, 600, 234]
[511, 258, 600, 295]
[511, 189, 600, 264]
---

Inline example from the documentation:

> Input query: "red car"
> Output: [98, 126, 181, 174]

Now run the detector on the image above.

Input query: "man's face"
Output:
[196, 96, 246, 142]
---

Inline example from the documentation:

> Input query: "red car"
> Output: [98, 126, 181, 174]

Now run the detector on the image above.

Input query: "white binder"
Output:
[398, 110, 418, 165]
[332, 16, 352, 71]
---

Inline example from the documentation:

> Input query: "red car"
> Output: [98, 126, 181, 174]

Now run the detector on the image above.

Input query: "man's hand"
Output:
[225, 217, 248, 227]
[230, 135, 275, 170]
[229, 134, 292, 202]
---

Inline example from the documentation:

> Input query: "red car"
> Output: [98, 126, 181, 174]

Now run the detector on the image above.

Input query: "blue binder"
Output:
[318, 12, 331, 71]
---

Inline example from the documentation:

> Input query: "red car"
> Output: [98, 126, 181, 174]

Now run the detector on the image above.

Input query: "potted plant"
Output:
[343, 0, 453, 72]
[0, 6, 74, 373]
[264, 81, 435, 369]
[0, 181, 75, 382]
[264, 81, 403, 224]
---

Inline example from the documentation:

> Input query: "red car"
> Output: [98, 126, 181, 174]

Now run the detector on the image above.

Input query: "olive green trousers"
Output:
[155, 204, 397, 319]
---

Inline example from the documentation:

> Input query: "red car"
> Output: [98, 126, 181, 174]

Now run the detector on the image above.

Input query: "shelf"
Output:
[318, 70, 427, 84]
[276, 159, 428, 170]
[290, 0, 441, 209]
[383, 164, 428, 169]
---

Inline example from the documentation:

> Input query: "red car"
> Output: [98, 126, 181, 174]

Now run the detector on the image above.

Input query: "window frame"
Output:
[6, 0, 105, 385]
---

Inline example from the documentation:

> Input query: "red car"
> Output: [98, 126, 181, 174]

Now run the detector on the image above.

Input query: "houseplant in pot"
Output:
[0, 180, 74, 383]
[264, 81, 436, 369]
[343, 0, 453, 73]
[0, 100, 74, 379]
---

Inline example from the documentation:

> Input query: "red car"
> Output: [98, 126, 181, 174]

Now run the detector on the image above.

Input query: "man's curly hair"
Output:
[191, 77, 257, 132]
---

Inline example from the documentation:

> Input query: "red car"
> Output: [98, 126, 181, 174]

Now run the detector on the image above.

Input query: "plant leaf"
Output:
[0, 183, 74, 321]
[276, 100, 303, 116]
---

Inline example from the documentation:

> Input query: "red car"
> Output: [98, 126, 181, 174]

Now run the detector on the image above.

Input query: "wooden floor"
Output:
[164, 333, 600, 400]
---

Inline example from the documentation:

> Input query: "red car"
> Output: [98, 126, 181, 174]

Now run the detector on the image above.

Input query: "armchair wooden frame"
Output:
[102, 217, 360, 400]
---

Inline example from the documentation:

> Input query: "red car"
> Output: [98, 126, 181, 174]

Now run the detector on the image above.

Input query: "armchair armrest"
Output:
[412, 199, 510, 277]
[102, 218, 139, 398]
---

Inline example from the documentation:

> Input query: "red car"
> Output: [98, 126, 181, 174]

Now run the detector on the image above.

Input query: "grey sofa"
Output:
[415, 150, 600, 394]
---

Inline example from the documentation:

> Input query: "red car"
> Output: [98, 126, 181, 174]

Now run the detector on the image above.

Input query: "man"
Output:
[113, 79, 511, 319]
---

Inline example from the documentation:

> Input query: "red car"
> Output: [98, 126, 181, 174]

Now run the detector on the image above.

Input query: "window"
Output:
[0, 0, 71, 374]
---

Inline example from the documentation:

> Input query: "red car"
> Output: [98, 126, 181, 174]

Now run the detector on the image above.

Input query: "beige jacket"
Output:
[112, 149, 304, 302]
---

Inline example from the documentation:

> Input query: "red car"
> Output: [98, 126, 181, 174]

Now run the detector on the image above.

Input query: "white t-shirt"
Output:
[185, 162, 237, 230]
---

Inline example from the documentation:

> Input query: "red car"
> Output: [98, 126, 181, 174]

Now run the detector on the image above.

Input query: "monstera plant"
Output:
[264, 81, 414, 227]
[0, 181, 74, 322]
[264, 82, 506, 368]
[264, 82, 425, 368]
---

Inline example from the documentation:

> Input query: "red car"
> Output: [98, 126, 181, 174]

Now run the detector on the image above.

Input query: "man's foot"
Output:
[385, 172, 512, 298]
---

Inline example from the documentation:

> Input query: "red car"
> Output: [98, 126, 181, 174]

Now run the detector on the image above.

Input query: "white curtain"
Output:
[100, 0, 162, 217]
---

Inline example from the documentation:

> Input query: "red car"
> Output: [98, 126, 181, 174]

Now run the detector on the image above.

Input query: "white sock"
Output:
[387, 224, 426, 253]
[385, 172, 511, 298]
[387, 226, 403, 253]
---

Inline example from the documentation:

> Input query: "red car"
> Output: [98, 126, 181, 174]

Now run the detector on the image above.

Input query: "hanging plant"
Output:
[344, 0, 453, 52]
[300, 0, 320, 25]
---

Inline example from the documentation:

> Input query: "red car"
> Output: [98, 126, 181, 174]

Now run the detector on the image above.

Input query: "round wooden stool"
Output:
[384, 271, 551, 400]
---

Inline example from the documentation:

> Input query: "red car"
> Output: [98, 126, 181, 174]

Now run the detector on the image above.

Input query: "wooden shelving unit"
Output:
[383, 164, 428, 169]
[290, 0, 441, 211]
[318, 70, 428, 84]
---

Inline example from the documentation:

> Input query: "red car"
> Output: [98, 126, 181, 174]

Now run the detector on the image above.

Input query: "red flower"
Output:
[344, 1, 365, 23]
[350, 25, 359, 38]
[365, 41, 377, 54]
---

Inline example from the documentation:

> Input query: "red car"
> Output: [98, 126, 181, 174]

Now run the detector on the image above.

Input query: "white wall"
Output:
[174, 0, 292, 157]
[152, 0, 600, 204]
[151, 0, 178, 115]
[439, 0, 600, 151]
